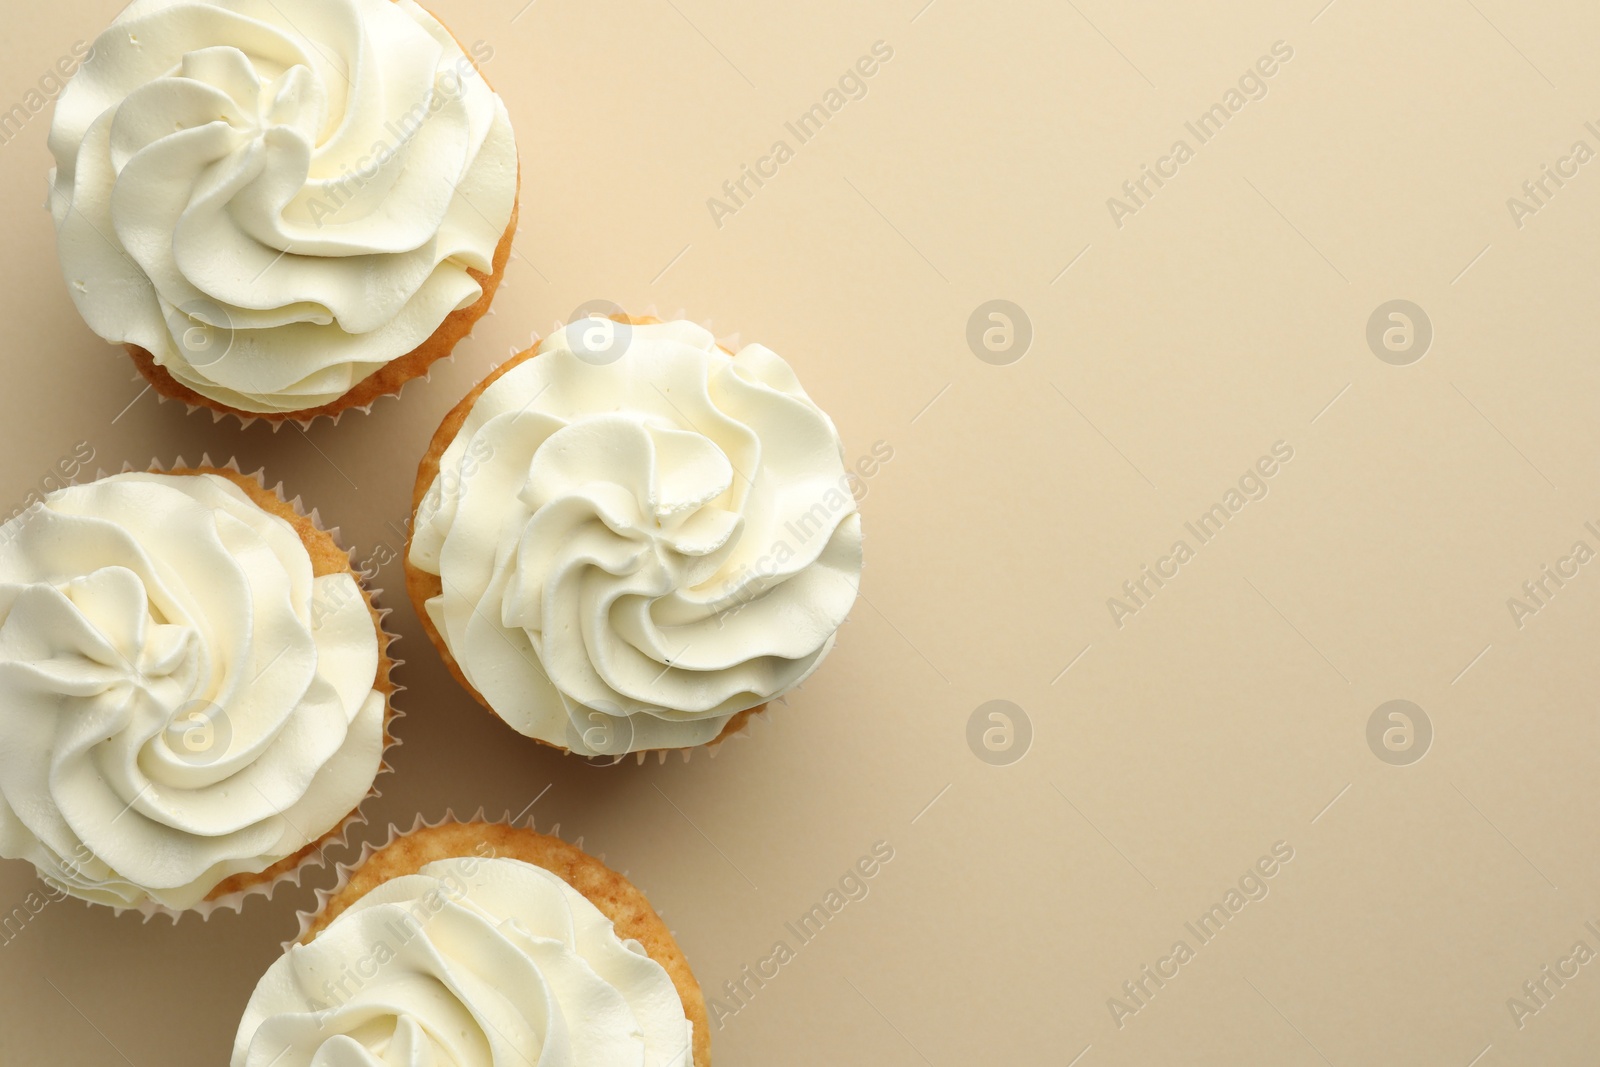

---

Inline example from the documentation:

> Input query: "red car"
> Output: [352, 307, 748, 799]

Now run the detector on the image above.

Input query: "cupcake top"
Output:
[0, 472, 386, 910]
[48, 0, 518, 415]
[408, 319, 864, 755]
[232, 855, 695, 1067]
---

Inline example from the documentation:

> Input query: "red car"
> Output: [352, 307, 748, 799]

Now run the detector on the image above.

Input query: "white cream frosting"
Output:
[409, 320, 863, 756]
[232, 855, 695, 1067]
[0, 473, 385, 910]
[48, 0, 519, 414]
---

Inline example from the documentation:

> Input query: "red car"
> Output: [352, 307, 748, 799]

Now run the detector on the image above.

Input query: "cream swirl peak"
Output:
[0, 473, 385, 910]
[409, 320, 863, 756]
[232, 856, 695, 1067]
[47, 0, 519, 415]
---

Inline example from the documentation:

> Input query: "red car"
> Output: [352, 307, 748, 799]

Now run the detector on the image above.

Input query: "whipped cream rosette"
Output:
[234, 817, 708, 1067]
[47, 0, 520, 421]
[405, 318, 864, 758]
[0, 467, 394, 913]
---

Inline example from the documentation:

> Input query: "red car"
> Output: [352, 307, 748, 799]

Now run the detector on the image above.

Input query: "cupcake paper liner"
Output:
[289, 808, 632, 953]
[137, 314, 476, 434]
[630, 699, 766, 766]
[130, 274, 502, 434]
[142, 235, 520, 435]
[119, 150, 521, 431]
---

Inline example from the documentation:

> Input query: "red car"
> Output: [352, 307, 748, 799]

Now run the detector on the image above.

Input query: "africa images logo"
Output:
[1105, 40, 1295, 229]
[1105, 441, 1294, 628]
[706, 41, 895, 228]
[1106, 841, 1296, 1029]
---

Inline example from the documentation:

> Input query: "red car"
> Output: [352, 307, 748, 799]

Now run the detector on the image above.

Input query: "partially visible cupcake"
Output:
[233, 818, 707, 1067]
[47, 0, 520, 422]
[405, 315, 864, 759]
[0, 467, 394, 913]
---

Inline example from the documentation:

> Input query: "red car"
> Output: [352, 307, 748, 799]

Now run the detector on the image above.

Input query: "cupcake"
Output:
[0, 466, 394, 913]
[405, 315, 864, 759]
[47, 0, 520, 423]
[232, 817, 708, 1067]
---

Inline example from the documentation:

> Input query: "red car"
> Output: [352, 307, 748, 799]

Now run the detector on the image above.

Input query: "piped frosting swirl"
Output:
[232, 855, 695, 1067]
[48, 0, 518, 414]
[0, 472, 385, 909]
[409, 320, 863, 756]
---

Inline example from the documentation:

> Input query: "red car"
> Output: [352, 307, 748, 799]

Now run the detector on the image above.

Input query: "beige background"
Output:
[2, 0, 1599, 1063]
